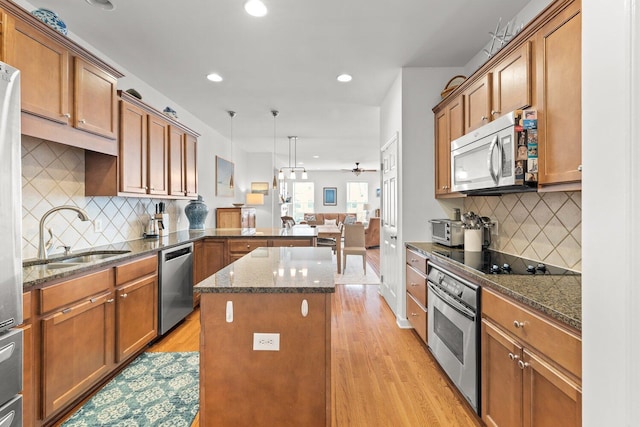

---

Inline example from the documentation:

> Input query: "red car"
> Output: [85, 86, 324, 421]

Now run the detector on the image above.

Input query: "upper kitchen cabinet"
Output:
[0, 1, 122, 155]
[463, 74, 492, 133]
[85, 91, 200, 199]
[536, 0, 582, 190]
[434, 94, 464, 198]
[491, 42, 532, 119]
[169, 127, 198, 198]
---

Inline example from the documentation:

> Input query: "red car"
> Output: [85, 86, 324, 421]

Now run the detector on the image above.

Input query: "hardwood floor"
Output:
[151, 283, 480, 427]
[365, 247, 380, 277]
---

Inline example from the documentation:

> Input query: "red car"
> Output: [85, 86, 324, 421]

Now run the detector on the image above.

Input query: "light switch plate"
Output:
[253, 333, 280, 351]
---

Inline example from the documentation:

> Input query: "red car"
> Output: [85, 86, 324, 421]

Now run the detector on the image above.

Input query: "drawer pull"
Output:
[513, 320, 525, 329]
[107, 299, 115, 303]
[121, 293, 128, 298]
[410, 312, 419, 317]
[62, 308, 71, 314]
[410, 258, 418, 263]
[508, 352, 519, 361]
[62, 113, 71, 118]
[90, 297, 99, 303]
[410, 283, 419, 287]
[517, 360, 529, 370]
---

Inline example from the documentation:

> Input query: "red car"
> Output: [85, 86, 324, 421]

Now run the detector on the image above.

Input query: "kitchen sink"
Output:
[24, 250, 132, 269]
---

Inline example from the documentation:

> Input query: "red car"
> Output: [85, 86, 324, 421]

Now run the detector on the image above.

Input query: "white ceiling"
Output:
[26, 0, 529, 171]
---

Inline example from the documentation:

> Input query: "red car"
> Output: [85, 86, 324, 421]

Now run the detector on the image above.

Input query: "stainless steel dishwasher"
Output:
[158, 242, 194, 335]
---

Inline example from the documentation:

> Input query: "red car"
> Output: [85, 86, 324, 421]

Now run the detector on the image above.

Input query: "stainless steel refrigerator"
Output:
[0, 61, 24, 427]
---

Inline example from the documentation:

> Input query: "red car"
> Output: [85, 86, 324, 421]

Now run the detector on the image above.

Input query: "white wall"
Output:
[583, 0, 640, 424]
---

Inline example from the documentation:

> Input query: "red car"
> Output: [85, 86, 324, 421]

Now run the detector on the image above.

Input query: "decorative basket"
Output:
[440, 75, 466, 99]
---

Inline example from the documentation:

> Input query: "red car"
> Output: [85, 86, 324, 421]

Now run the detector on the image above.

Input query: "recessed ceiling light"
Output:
[244, 0, 267, 17]
[207, 73, 223, 82]
[337, 74, 353, 83]
[313, 155, 319, 159]
[85, 0, 115, 11]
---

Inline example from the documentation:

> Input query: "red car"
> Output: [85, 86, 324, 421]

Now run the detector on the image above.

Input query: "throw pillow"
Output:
[304, 214, 316, 222]
[324, 219, 337, 226]
[344, 214, 357, 225]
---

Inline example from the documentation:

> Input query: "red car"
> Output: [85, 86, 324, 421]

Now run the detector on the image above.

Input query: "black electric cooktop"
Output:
[432, 246, 578, 275]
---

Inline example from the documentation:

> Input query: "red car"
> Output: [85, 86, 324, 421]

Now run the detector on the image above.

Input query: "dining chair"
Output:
[342, 223, 366, 274]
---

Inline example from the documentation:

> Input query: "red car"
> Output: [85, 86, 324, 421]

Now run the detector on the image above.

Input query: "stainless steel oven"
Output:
[427, 262, 480, 414]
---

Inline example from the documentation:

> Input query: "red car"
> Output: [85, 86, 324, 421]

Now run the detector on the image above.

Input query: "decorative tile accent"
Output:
[21, 137, 189, 260]
[464, 191, 582, 271]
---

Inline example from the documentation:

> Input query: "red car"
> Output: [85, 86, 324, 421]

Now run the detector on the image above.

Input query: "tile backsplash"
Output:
[21, 136, 189, 260]
[464, 191, 581, 271]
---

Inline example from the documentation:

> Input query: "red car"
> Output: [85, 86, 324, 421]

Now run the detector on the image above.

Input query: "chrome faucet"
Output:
[38, 205, 91, 260]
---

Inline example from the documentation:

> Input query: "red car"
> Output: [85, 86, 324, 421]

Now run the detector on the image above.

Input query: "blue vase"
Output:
[185, 195, 209, 230]
[31, 8, 68, 35]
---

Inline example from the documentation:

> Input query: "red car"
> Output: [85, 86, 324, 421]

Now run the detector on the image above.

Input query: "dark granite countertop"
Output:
[194, 247, 336, 294]
[22, 228, 317, 290]
[406, 242, 581, 332]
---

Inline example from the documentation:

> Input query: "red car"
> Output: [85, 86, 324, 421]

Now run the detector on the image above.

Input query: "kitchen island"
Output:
[194, 246, 335, 427]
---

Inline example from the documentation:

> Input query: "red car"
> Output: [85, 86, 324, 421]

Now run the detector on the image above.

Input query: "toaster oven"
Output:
[429, 219, 464, 247]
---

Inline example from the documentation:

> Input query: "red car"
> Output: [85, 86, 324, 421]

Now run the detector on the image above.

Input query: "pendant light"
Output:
[228, 110, 236, 189]
[272, 110, 279, 189]
[289, 136, 296, 180]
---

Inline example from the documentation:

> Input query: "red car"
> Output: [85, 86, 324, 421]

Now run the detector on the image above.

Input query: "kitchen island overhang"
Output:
[195, 246, 335, 427]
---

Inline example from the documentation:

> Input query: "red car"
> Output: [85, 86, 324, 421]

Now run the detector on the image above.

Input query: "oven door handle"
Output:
[428, 282, 476, 320]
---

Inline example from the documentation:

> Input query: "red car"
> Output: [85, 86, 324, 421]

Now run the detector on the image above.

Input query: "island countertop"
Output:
[194, 246, 336, 294]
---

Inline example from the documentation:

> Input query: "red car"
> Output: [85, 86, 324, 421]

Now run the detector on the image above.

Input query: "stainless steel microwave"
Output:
[450, 110, 538, 195]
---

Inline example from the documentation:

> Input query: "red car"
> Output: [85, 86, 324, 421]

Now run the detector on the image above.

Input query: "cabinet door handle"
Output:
[79, 119, 86, 124]
[121, 293, 128, 298]
[578, 165, 583, 172]
[508, 352, 519, 361]
[518, 360, 529, 369]
[410, 283, 419, 287]
[513, 320, 525, 329]
[62, 113, 71, 118]
[410, 312, 419, 317]
[491, 110, 500, 116]
[107, 298, 114, 303]
[481, 115, 488, 121]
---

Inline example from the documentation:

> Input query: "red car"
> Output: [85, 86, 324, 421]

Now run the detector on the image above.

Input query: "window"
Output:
[346, 182, 368, 222]
[292, 182, 314, 222]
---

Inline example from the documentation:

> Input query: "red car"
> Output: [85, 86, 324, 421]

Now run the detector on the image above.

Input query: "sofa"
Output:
[364, 217, 380, 248]
[301, 213, 357, 227]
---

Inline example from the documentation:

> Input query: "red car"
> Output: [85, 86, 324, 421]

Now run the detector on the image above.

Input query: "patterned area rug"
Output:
[62, 352, 199, 427]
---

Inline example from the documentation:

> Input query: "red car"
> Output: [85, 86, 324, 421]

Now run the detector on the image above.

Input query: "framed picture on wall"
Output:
[323, 187, 337, 206]
[251, 181, 269, 195]
[216, 156, 234, 197]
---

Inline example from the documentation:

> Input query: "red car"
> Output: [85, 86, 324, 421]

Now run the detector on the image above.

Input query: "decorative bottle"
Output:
[185, 195, 209, 230]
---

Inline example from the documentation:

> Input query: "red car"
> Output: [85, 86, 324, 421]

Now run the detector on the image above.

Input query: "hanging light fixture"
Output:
[272, 110, 279, 189]
[228, 110, 236, 189]
[279, 136, 307, 180]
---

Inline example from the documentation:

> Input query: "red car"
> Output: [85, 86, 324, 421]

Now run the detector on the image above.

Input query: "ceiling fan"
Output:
[342, 162, 377, 176]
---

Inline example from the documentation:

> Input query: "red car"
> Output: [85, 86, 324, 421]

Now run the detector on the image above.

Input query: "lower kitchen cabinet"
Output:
[20, 291, 34, 427]
[34, 255, 159, 424]
[41, 290, 115, 418]
[481, 288, 581, 427]
[405, 247, 428, 343]
[193, 239, 227, 307]
[114, 255, 158, 362]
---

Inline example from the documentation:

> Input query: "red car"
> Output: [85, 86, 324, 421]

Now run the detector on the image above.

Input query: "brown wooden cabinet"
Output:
[536, 0, 582, 189]
[491, 41, 532, 119]
[434, 95, 464, 197]
[463, 74, 492, 133]
[0, 3, 122, 154]
[39, 268, 115, 419]
[147, 115, 169, 196]
[114, 255, 158, 362]
[85, 90, 199, 199]
[193, 239, 227, 306]
[169, 127, 199, 198]
[216, 207, 256, 229]
[405, 248, 428, 343]
[481, 288, 581, 427]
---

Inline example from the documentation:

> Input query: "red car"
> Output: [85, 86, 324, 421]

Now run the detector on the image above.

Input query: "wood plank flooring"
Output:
[149, 284, 481, 427]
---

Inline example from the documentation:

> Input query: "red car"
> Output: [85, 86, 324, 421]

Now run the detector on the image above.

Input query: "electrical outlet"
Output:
[491, 220, 499, 236]
[94, 219, 103, 233]
[253, 333, 280, 351]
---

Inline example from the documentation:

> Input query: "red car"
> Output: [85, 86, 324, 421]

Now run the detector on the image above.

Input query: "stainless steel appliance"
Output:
[0, 61, 23, 426]
[451, 110, 538, 195]
[158, 242, 194, 335]
[427, 262, 480, 414]
[429, 219, 464, 247]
